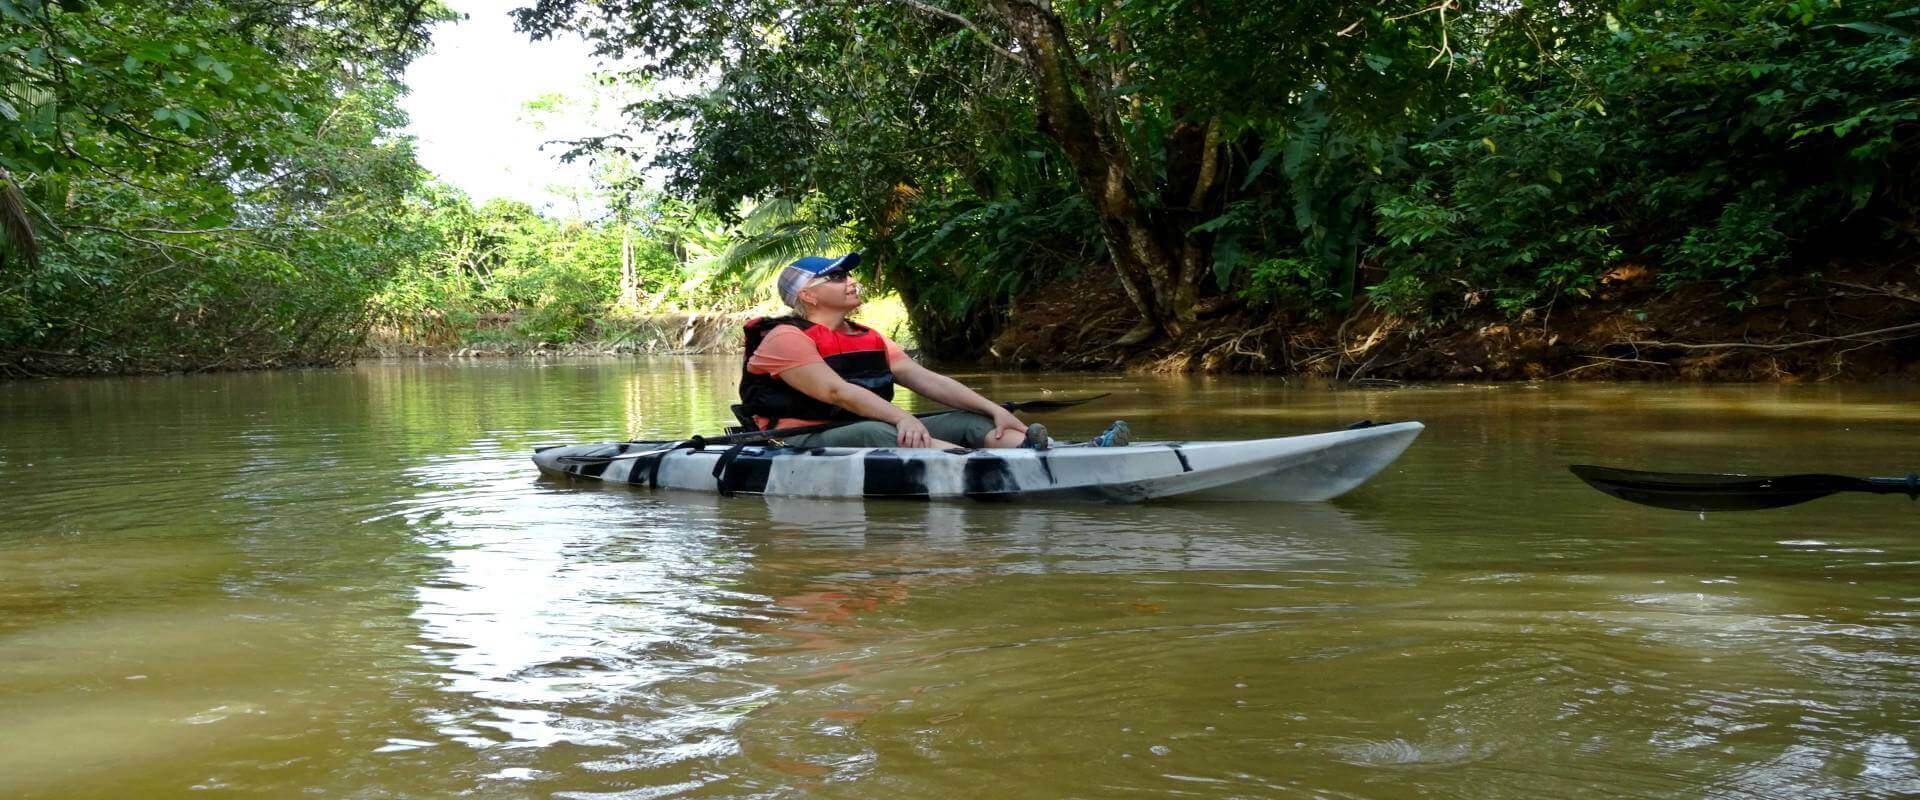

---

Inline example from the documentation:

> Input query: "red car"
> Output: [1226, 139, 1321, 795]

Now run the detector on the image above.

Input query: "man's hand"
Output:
[895, 415, 934, 448]
[989, 408, 1028, 444]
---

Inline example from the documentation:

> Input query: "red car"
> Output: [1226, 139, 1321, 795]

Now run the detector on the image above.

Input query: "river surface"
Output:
[2, 357, 1917, 799]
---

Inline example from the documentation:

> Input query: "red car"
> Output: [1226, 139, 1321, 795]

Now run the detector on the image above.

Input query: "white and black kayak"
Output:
[532, 421, 1422, 502]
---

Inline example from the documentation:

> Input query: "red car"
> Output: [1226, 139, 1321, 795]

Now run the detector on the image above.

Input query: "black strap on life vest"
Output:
[738, 316, 894, 426]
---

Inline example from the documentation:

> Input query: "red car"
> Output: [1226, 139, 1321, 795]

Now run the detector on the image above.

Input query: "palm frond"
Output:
[657, 194, 854, 305]
[718, 222, 846, 284]
[736, 196, 798, 235]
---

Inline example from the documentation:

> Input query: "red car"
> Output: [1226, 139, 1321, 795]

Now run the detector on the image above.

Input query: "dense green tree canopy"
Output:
[3, 0, 1913, 374]
[0, 0, 487, 371]
[515, 0, 1918, 348]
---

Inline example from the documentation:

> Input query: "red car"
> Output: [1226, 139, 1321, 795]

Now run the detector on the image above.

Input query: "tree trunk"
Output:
[988, 0, 1199, 341]
[1174, 115, 1226, 320]
[618, 223, 637, 306]
[1, 168, 41, 269]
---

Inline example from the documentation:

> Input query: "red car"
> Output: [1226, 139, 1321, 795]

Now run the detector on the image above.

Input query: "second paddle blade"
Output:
[1568, 465, 1860, 512]
[1004, 393, 1111, 412]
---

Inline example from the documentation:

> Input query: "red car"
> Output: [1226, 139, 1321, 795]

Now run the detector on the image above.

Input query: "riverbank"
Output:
[0, 313, 750, 378]
[10, 266, 1916, 382]
[358, 312, 750, 360]
[986, 261, 1920, 382]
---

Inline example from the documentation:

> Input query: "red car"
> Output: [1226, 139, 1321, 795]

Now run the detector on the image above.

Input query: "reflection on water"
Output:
[2, 358, 1919, 799]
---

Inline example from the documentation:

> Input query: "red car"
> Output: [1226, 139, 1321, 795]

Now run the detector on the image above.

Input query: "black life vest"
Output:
[739, 316, 895, 427]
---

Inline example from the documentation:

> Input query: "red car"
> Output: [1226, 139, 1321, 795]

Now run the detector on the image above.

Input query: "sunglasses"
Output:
[811, 269, 853, 285]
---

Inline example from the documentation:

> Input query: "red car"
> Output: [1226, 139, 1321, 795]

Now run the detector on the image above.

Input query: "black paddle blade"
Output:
[1003, 393, 1111, 412]
[1568, 465, 1875, 512]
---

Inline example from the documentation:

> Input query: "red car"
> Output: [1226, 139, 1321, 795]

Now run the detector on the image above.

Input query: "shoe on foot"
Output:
[1020, 422, 1050, 450]
[1089, 420, 1131, 447]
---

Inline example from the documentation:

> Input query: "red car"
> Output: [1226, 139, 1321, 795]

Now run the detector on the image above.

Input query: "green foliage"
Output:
[890, 188, 1096, 324]
[1238, 256, 1341, 314]
[15, 0, 1904, 374]
[1670, 190, 1792, 298]
[0, 0, 451, 370]
[368, 184, 842, 347]
[522, 0, 1919, 341]
[1356, 0, 1916, 317]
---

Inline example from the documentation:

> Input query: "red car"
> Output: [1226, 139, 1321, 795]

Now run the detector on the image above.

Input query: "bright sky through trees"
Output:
[400, 0, 609, 215]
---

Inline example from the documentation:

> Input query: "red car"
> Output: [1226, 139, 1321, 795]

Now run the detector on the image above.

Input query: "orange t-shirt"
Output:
[746, 324, 908, 429]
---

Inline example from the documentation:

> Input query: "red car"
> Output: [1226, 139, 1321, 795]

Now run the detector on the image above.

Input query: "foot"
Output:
[1089, 420, 1131, 447]
[1021, 422, 1050, 450]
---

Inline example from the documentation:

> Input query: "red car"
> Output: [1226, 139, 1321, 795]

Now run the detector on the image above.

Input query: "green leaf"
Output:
[1212, 237, 1244, 290]
[1826, 21, 1910, 39]
[211, 61, 233, 83]
[122, 55, 142, 72]
[1362, 52, 1393, 73]
[152, 107, 172, 122]
[1848, 176, 1876, 209]
[1240, 145, 1280, 189]
[0, 1, 32, 25]
[1191, 214, 1236, 234]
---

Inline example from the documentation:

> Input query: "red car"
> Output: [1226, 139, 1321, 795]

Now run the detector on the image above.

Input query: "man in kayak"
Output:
[740, 253, 1130, 450]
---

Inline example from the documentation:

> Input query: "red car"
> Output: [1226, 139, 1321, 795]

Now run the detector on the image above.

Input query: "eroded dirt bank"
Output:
[983, 263, 1920, 382]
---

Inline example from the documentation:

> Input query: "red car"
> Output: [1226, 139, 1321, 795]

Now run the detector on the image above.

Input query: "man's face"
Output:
[799, 269, 861, 312]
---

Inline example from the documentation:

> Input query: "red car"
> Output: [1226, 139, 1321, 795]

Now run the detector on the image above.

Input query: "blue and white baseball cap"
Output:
[776, 252, 861, 312]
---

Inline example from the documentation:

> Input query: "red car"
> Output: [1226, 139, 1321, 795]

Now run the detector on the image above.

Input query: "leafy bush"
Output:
[887, 187, 1099, 349]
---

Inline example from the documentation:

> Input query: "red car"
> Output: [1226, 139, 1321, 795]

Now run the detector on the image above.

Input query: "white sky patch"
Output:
[400, 0, 635, 217]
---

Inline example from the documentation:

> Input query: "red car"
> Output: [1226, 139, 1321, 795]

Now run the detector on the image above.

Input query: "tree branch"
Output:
[1829, 280, 1920, 305]
[1628, 321, 1920, 351]
[890, 0, 1028, 65]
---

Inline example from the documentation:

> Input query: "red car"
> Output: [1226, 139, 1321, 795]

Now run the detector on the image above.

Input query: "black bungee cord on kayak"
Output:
[639, 435, 705, 489]
[710, 440, 754, 497]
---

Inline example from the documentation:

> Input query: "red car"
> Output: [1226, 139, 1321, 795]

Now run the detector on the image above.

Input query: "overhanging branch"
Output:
[890, 0, 1028, 66]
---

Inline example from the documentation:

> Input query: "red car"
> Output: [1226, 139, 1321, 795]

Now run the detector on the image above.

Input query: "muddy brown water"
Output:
[2, 357, 1917, 799]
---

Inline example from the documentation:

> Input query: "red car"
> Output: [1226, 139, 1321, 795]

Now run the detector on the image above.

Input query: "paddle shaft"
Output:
[1862, 476, 1920, 494]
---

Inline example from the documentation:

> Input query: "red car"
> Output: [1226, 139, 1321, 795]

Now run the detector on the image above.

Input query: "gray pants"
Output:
[781, 411, 997, 448]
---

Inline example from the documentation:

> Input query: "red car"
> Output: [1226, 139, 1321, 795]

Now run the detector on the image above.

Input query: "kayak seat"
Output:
[726, 404, 759, 436]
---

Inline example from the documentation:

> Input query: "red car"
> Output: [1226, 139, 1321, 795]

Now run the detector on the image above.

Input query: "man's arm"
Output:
[890, 358, 1004, 416]
[891, 358, 1028, 443]
[777, 362, 937, 447]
